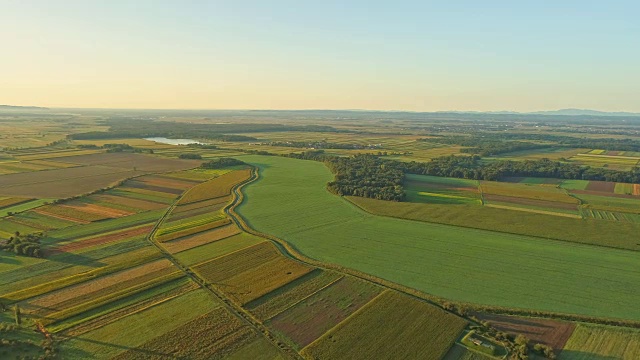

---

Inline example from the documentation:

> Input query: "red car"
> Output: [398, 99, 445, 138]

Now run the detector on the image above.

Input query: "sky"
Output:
[1, 1, 639, 112]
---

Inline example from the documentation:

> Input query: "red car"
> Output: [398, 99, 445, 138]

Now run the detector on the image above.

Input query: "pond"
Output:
[144, 137, 204, 145]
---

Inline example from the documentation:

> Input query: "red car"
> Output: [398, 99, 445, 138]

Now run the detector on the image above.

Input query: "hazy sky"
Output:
[1, 1, 639, 111]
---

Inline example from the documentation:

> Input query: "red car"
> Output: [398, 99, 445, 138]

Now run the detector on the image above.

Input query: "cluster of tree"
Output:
[287, 151, 405, 201]
[0, 321, 57, 359]
[103, 143, 153, 154]
[466, 319, 556, 360]
[266, 140, 381, 150]
[178, 153, 202, 159]
[401, 155, 640, 183]
[200, 158, 246, 169]
[76, 144, 99, 149]
[0, 232, 44, 258]
[421, 136, 550, 156]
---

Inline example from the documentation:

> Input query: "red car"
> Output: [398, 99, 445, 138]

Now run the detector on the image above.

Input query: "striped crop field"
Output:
[301, 290, 467, 360]
[561, 324, 640, 360]
[178, 169, 252, 204]
[267, 275, 381, 348]
[246, 270, 343, 321]
[162, 225, 241, 254]
[0, 196, 33, 209]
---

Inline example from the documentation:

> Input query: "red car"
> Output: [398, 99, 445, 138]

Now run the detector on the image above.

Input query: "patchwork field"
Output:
[237, 155, 640, 320]
[301, 290, 467, 360]
[561, 324, 640, 360]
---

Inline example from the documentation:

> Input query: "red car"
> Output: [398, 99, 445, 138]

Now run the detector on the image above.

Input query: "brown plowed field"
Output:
[586, 181, 617, 193]
[137, 176, 197, 190]
[25, 259, 173, 314]
[163, 225, 241, 253]
[126, 181, 185, 195]
[474, 313, 575, 353]
[53, 153, 201, 171]
[63, 203, 133, 218]
[51, 225, 154, 254]
[91, 194, 167, 210]
[483, 194, 579, 211]
[635, 184, 640, 196]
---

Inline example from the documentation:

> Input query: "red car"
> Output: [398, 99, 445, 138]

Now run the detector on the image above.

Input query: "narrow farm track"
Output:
[144, 183, 302, 360]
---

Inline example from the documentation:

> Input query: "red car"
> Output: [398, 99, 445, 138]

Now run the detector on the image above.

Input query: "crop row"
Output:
[178, 169, 251, 205]
[156, 218, 231, 242]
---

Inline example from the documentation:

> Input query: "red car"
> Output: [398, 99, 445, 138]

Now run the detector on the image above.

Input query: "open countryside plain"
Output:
[236, 155, 640, 321]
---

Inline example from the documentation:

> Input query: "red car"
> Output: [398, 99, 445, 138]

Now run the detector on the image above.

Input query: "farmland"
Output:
[2, 109, 640, 358]
[237, 155, 640, 320]
[301, 290, 467, 360]
[561, 324, 640, 359]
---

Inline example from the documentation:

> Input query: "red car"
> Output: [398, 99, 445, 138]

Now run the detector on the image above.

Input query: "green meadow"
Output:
[237, 155, 640, 321]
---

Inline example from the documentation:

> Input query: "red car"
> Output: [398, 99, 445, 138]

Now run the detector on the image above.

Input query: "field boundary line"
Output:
[299, 289, 389, 353]
[143, 174, 302, 360]
[262, 274, 345, 321]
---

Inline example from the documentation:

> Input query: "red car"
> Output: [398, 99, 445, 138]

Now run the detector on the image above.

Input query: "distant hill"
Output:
[528, 108, 640, 117]
[0, 104, 49, 110]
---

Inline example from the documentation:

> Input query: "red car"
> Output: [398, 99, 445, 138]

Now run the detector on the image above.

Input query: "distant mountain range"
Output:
[0, 104, 49, 110]
[528, 108, 640, 117]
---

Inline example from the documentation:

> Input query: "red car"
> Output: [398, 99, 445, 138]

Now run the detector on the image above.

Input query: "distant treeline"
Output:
[422, 134, 640, 154]
[402, 155, 640, 183]
[69, 120, 344, 142]
[201, 158, 246, 169]
[422, 136, 550, 156]
[247, 150, 640, 202]
[77, 143, 153, 154]
[267, 140, 381, 150]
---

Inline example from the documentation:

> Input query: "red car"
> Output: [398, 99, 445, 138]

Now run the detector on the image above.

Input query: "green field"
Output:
[561, 324, 640, 359]
[237, 155, 640, 320]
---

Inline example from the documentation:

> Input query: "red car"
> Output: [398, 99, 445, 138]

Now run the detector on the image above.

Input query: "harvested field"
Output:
[586, 181, 616, 193]
[0, 196, 32, 209]
[156, 218, 231, 242]
[111, 308, 260, 360]
[25, 259, 174, 316]
[483, 194, 579, 211]
[59, 289, 214, 359]
[561, 324, 640, 360]
[7, 211, 76, 230]
[268, 276, 381, 348]
[115, 186, 177, 199]
[474, 313, 575, 353]
[44, 210, 164, 243]
[220, 256, 313, 305]
[480, 181, 579, 204]
[63, 202, 134, 218]
[0, 199, 52, 217]
[172, 196, 231, 213]
[61, 279, 198, 337]
[192, 242, 280, 282]
[175, 233, 264, 266]
[571, 189, 639, 200]
[88, 194, 167, 211]
[136, 176, 198, 190]
[0, 165, 139, 198]
[167, 203, 225, 222]
[162, 225, 241, 253]
[301, 291, 467, 360]
[50, 225, 154, 254]
[125, 180, 185, 195]
[15, 149, 102, 161]
[247, 270, 343, 321]
[484, 204, 582, 218]
[53, 152, 201, 171]
[38, 205, 111, 222]
[178, 169, 252, 204]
